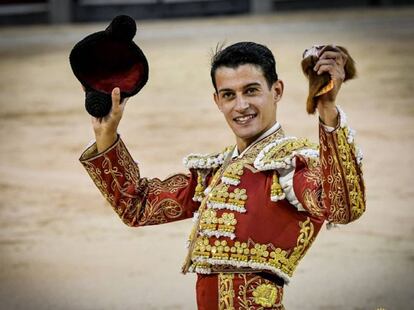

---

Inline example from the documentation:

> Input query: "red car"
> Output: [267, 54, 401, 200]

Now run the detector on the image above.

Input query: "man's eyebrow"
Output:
[218, 88, 234, 94]
[218, 83, 261, 94]
[243, 82, 261, 89]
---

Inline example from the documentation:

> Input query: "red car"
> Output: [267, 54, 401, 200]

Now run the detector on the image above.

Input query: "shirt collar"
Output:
[232, 122, 281, 159]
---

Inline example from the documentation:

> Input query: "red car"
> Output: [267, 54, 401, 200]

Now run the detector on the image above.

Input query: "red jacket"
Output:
[79, 108, 365, 284]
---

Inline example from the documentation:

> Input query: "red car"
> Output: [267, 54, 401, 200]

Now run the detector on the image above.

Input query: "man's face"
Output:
[213, 64, 283, 150]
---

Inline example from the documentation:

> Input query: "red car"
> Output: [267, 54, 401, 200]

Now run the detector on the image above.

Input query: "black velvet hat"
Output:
[70, 15, 149, 117]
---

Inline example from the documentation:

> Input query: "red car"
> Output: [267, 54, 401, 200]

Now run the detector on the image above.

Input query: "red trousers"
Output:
[196, 273, 285, 310]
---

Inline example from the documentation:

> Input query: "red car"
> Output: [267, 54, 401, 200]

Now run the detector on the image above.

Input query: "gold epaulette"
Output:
[183, 146, 233, 202]
[254, 137, 319, 204]
[254, 137, 318, 171]
[183, 146, 233, 170]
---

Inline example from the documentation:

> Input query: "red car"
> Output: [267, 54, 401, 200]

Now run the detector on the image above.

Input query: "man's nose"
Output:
[234, 94, 249, 111]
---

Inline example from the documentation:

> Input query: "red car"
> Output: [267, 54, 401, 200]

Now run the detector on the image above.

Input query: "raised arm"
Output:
[293, 48, 365, 224]
[79, 88, 200, 226]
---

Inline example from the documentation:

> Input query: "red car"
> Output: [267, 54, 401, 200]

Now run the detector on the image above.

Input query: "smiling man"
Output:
[79, 42, 365, 309]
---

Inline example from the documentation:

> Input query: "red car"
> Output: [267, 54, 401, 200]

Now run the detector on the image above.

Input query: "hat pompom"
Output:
[85, 91, 112, 118]
[105, 15, 137, 41]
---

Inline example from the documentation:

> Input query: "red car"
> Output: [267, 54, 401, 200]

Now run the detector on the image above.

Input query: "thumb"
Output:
[111, 87, 121, 113]
[112, 87, 120, 103]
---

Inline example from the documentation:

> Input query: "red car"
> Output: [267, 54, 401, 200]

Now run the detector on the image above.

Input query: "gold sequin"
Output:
[207, 184, 248, 213]
[252, 283, 278, 308]
[200, 209, 238, 237]
[222, 162, 245, 185]
[191, 218, 315, 277]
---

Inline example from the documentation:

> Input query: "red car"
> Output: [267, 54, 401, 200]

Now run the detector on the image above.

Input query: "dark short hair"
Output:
[210, 42, 278, 92]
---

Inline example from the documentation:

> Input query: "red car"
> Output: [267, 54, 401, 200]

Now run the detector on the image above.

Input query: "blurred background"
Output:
[0, 0, 413, 24]
[0, 1, 414, 310]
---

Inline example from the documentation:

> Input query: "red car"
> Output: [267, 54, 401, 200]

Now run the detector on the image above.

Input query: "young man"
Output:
[80, 42, 365, 309]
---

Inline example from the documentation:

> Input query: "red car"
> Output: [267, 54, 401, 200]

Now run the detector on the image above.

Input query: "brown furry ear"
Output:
[301, 45, 357, 114]
[336, 46, 357, 81]
[301, 54, 331, 114]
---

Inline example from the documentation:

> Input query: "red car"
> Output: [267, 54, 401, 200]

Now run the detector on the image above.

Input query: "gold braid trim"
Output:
[219, 273, 235, 310]
[254, 137, 318, 171]
[336, 127, 365, 220]
[190, 218, 315, 281]
[321, 124, 365, 223]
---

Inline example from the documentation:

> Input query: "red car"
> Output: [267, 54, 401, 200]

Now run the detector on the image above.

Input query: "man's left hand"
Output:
[313, 48, 348, 127]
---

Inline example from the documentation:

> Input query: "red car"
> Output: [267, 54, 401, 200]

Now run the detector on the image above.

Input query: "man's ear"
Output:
[213, 92, 222, 111]
[273, 79, 284, 103]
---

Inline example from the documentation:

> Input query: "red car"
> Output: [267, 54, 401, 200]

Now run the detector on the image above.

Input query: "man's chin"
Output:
[234, 130, 262, 145]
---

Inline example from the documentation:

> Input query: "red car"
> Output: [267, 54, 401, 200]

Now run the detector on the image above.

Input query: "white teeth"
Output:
[235, 115, 255, 122]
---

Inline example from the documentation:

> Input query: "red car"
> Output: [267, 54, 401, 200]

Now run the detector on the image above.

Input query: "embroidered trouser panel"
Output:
[196, 273, 285, 310]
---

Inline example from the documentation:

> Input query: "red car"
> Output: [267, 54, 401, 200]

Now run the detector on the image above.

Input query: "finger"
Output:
[319, 51, 344, 64]
[316, 64, 335, 76]
[317, 65, 345, 82]
[314, 59, 336, 72]
[111, 87, 121, 114]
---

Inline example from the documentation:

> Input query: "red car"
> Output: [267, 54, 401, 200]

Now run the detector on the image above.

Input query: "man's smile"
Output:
[233, 113, 257, 125]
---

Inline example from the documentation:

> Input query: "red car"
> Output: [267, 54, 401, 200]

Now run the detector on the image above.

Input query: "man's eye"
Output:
[246, 88, 258, 95]
[222, 92, 234, 99]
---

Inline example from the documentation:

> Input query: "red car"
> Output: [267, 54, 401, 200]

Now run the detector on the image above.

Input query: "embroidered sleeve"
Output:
[79, 136, 199, 226]
[293, 107, 366, 224]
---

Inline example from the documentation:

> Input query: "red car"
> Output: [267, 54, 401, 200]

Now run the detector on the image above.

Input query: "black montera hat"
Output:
[69, 15, 149, 117]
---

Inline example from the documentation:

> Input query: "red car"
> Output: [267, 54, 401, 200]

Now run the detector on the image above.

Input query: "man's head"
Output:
[211, 42, 284, 151]
[211, 42, 278, 92]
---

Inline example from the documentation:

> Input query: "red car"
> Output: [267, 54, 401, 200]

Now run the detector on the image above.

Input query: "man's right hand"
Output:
[91, 87, 128, 153]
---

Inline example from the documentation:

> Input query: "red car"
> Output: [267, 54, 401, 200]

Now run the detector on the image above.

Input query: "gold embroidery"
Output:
[184, 129, 286, 273]
[183, 166, 226, 274]
[200, 209, 237, 238]
[208, 183, 230, 205]
[321, 125, 365, 223]
[303, 165, 321, 187]
[191, 218, 315, 278]
[303, 188, 324, 217]
[245, 129, 286, 162]
[81, 140, 143, 225]
[289, 218, 314, 264]
[219, 273, 235, 310]
[237, 274, 255, 310]
[237, 274, 284, 310]
[83, 161, 114, 204]
[148, 174, 189, 195]
[228, 188, 248, 209]
[336, 127, 365, 220]
[222, 162, 245, 185]
[116, 140, 140, 185]
[138, 197, 183, 225]
[252, 283, 277, 308]
[207, 184, 248, 213]
[255, 137, 318, 171]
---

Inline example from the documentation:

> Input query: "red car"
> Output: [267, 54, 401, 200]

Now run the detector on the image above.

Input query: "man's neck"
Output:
[234, 122, 281, 158]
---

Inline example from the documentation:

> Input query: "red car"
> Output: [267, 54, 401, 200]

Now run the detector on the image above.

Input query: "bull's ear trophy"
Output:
[69, 15, 149, 117]
[301, 44, 356, 114]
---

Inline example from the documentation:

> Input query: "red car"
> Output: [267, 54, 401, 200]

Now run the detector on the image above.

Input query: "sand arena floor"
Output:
[0, 6, 413, 310]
